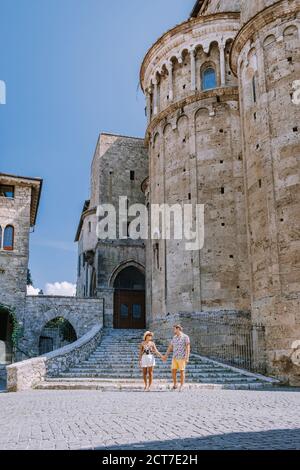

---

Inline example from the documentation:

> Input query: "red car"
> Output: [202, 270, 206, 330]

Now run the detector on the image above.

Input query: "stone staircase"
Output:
[36, 329, 277, 391]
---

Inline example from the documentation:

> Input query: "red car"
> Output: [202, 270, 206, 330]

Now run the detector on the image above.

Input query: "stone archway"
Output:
[0, 305, 13, 364]
[112, 265, 146, 329]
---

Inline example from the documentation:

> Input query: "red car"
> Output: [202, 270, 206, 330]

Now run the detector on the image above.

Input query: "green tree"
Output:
[27, 269, 33, 286]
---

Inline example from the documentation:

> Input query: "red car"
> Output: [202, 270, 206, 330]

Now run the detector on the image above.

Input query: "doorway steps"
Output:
[36, 328, 279, 391]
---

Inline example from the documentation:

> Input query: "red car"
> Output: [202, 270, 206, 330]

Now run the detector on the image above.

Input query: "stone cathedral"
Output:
[76, 0, 300, 384]
[1, 0, 300, 389]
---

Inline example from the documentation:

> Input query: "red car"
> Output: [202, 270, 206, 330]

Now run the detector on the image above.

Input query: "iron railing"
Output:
[193, 314, 266, 374]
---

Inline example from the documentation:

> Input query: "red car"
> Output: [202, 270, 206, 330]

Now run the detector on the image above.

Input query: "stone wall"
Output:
[199, 0, 241, 16]
[141, 12, 250, 321]
[231, 0, 300, 383]
[7, 324, 103, 392]
[240, 0, 282, 26]
[76, 133, 148, 300]
[18, 296, 104, 358]
[141, 14, 240, 121]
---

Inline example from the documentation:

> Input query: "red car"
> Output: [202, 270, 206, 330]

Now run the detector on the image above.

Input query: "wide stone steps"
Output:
[56, 374, 260, 384]
[39, 328, 277, 391]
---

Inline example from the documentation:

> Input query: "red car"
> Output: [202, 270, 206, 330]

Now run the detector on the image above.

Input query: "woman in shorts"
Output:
[139, 331, 164, 391]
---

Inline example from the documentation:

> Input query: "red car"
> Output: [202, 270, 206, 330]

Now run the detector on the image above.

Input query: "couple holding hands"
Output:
[138, 324, 190, 391]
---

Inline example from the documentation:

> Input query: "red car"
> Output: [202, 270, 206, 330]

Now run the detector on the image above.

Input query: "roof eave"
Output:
[74, 200, 90, 242]
[190, 0, 206, 18]
[0, 172, 43, 227]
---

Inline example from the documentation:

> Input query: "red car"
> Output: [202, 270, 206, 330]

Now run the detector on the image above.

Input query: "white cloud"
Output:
[27, 285, 40, 296]
[44, 282, 76, 297]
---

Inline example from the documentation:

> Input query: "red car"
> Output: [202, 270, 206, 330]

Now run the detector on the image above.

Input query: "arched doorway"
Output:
[113, 266, 146, 329]
[0, 306, 13, 364]
[39, 317, 77, 355]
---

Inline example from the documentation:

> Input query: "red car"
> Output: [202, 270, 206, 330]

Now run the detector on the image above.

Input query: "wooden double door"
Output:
[114, 289, 146, 329]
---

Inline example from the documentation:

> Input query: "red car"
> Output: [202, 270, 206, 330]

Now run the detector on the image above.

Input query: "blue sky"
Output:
[0, 0, 193, 291]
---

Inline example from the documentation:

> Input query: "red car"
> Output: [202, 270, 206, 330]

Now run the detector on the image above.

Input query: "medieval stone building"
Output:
[76, 0, 300, 384]
[141, 0, 300, 383]
[0, 173, 42, 365]
[0, 171, 103, 373]
[1, 0, 299, 389]
[75, 133, 148, 328]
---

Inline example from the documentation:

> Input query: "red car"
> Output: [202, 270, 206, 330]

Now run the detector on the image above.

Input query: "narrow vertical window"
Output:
[202, 67, 217, 91]
[78, 255, 81, 277]
[154, 243, 160, 269]
[130, 171, 135, 181]
[3, 225, 14, 251]
[0, 226, 2, 249]
[252, 75, 257, 103]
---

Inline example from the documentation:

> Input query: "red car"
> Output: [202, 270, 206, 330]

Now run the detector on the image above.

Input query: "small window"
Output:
[3, 225, 14, 251]
[88, 221, 92, 233]
[0, 185, 14, 198]
[78, 256, 81, 277]
[252, 76, 257, 103]
[130, 171, 135, 181]
[283, 25, 298, 41]
[132, 304, 142, 320]
[202, 68, 217, 91]
[154, 243, 160, 269]
[120, 304, 129, 319]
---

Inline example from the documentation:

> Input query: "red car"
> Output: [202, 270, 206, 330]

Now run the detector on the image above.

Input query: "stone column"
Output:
[167, 62, 174, 101]
[146, 88, 152, 124]
[153, 79, 158, 115]
[219, 42, 226, 87]
[190, 49, 196, 91]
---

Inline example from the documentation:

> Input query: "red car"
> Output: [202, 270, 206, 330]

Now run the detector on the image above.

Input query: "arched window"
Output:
[114, 266, 145, 290]
[3, 226, 14, 251]
[283, 25, 298, 41]
[263, 35, 276, 48]
[202, 67, 217, 91]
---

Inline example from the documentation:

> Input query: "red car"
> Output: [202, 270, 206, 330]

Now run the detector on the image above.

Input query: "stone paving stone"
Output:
[0, 388, 299, 450]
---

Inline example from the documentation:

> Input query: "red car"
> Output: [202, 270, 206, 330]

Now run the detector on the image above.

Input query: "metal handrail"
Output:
[14, 346, 33, 359]
[193, 315, 266, 374]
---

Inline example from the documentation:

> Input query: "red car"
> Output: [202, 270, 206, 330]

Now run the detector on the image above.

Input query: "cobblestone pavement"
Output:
[0, 388, 299, 450]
